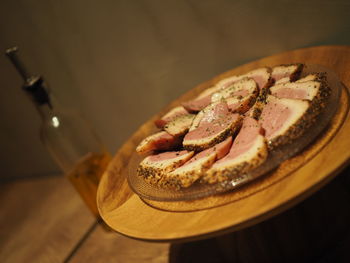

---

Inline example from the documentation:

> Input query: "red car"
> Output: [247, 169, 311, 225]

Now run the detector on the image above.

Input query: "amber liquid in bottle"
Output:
[66, 152, 111, 216]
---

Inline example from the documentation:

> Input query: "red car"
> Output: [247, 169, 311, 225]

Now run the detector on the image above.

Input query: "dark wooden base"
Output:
[169, 165, 350, 263]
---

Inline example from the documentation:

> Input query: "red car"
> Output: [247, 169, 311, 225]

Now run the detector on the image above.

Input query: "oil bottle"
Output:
[6, 47, 111, 218]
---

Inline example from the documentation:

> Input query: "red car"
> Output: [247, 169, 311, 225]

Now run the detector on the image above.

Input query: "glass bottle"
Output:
[6, 47, 111, 218]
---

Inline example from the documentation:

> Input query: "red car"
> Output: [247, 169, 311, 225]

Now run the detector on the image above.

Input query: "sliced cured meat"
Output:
[244, 67, 272, 91]
[164, 114, 196, 137]
[162, 137, 233, 188]
[226, 93, 257, 114]
[183, 101, 242, 151]
[272, 63, 304, 84]
[244, 82, 272, 119]
[244, 102, 263, 120]
[136, 131, 181, 154]
[182, 86, 221, 112]
[182, 96, 210, 112]
[212, 79, 258, 119]
[137, 150, 194, 184]
[183, 68, 271, 112]
[270, 80, 323, 100]
[203, 117, 268, 184]
[238, 68, 273, 120]
[211, 78, 258, 103]
[189, 101, 225, 131]
[188, 108, 206, 132]
[154, 106, 189, 128]
[248, 65, 313, 120]
[259, 95, 313, 149]
[188, 100, 229, 132]
[295, 72, 326, 83]
[183, 78, 258, 113]
[216, 67, 272, 91]
[270, 78, 330, 116]
[274, 77, 290, 85]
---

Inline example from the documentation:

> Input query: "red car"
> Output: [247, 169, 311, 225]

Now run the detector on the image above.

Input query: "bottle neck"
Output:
[22, 76, 60, 121]
[34, 102, 55, 121]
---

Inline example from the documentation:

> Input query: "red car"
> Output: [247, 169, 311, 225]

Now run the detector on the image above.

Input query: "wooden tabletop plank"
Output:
[0, 176, 95, 263]
[69, 224, 169, 263]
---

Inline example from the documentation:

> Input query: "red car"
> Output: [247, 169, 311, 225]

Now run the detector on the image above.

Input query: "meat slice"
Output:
[164, 114, 196, 137]
[272, 63, 304, 84]
[245, 67, 273, 91]
[137, 150, 194, 184]
[212, 78, 259, 118]
[236, 68, 273, 120]
[203, 117, 268, 184]
[182, 86, 221, 112]
[183, 78, 258, 112]
[259, 95, 313, 149]
[136, 131, 181, 154]
[270, 80, 323, 100]
[188, 101, 229, 133]
[270, 78, 330, 115]
[162, 137, 233, 188]
[216, 67, 272, 91]
[295, 72, 325, 83]
[246, 71, 325, 121]
[154, 106, 189, 128]
[244, 103, 264, 120]
[274, 77, 290, 85]
[183, 101, 242, 151]
[211, 78, 259, 103]
[225, 92, 257, 114]
[183, 68, 271, 112]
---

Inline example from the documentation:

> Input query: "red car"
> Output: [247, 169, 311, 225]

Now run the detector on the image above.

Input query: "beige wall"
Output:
[0, 0, 349, 180]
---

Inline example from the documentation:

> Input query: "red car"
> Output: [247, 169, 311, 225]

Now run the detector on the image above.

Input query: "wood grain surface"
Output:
[97, 45, 350, 242]
[69, 224, 169, 263]
[0, 175, 171, 263]
[0, 176, 95, 263]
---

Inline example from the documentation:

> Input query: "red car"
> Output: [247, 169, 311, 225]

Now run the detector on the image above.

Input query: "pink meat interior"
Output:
[183, 95, 212, 112]
[272, 72, 290, 81]
[153, 131, 175, 147]
[251, 75, 266, 89]
[233, 89, 250, 97]
[148, 150, 189, 162]
[183, 136, 233, 167]
[259, 101, 292, 139]
[227, 101, 240, 112]
[271, 88, 308, 100]
[184, 102, 238, 141]
[216, 117, 261, 162]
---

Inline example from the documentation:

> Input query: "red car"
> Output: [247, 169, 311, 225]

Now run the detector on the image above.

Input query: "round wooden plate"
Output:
[97, 46, 350, 242]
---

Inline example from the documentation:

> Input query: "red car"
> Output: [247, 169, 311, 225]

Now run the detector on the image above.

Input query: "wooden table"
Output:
[97, 45, 350, 243]
[0, 176, 169, 263]
[1, 169, 349, 262]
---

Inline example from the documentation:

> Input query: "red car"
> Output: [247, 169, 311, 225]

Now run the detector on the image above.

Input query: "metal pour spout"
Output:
[5, 46, 33, 82]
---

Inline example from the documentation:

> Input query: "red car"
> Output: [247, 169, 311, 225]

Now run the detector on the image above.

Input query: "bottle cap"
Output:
[23, 76, 51, 106]
[5, 46, 51, 106]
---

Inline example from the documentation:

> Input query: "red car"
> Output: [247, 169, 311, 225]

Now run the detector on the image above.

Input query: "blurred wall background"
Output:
[0, 0, 349, 180]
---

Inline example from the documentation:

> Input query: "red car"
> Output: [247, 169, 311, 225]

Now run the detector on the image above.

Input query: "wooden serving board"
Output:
[97, 46, 350, 242]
